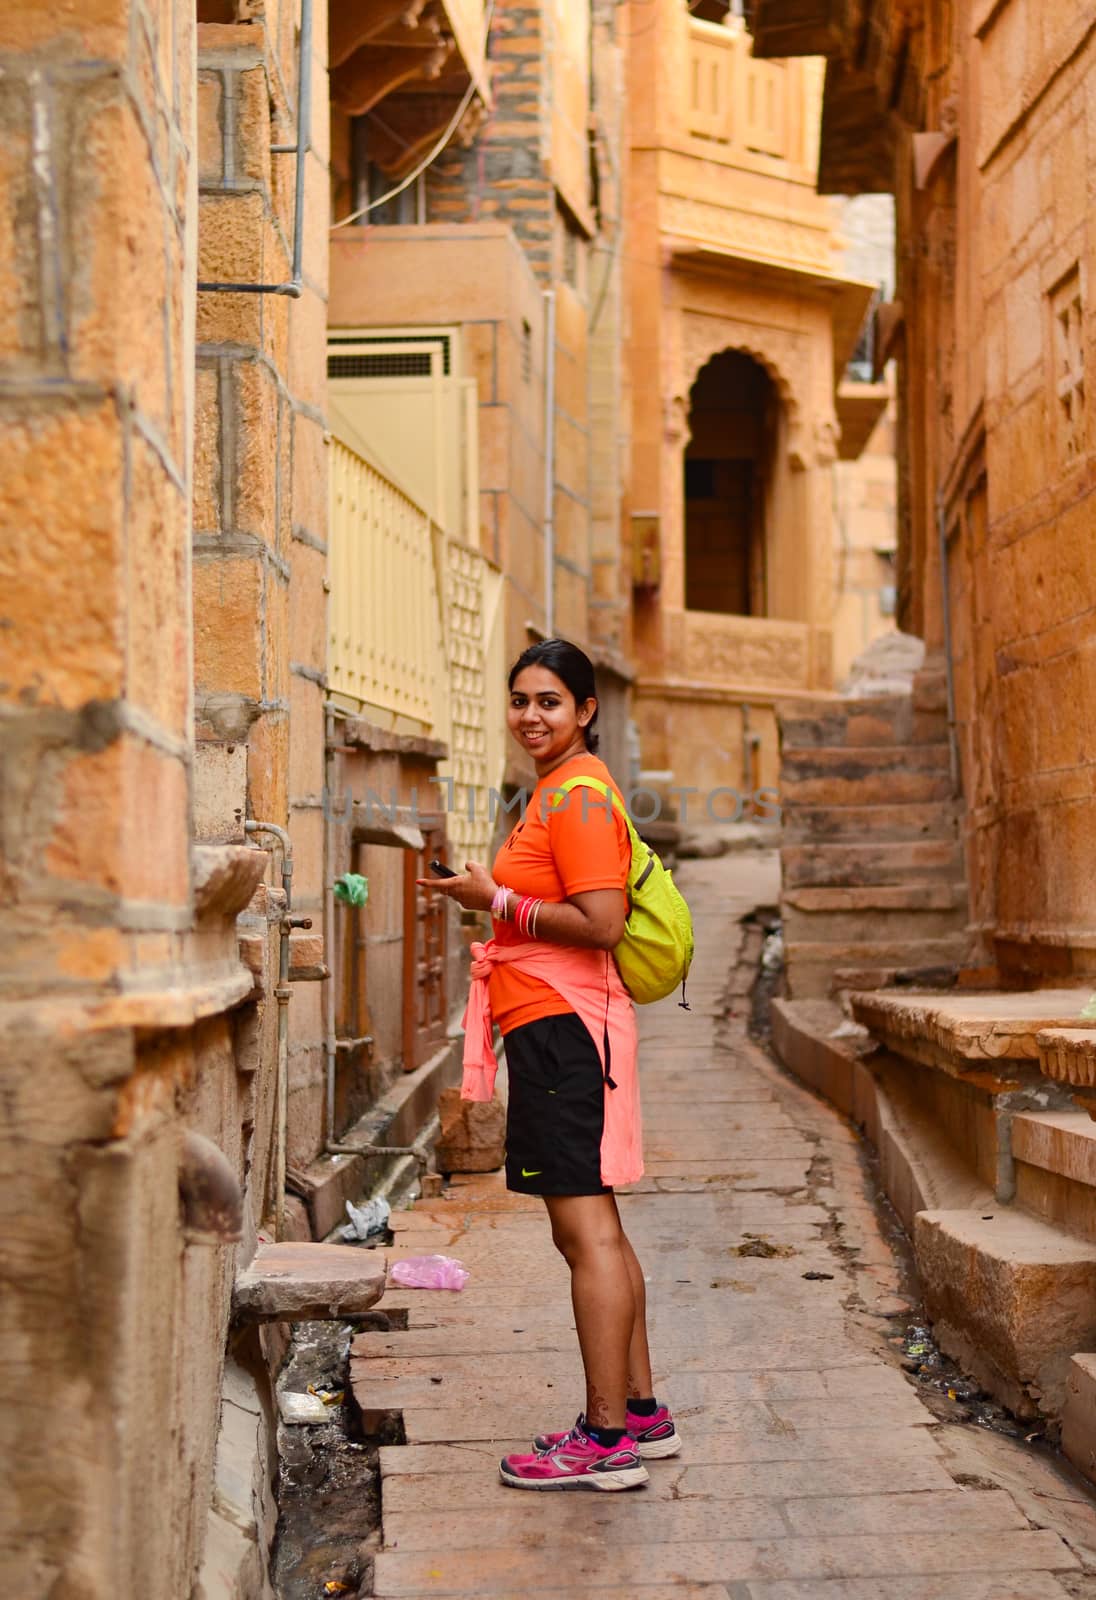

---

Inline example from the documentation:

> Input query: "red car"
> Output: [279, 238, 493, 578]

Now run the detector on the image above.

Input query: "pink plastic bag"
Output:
[389, 1254, 470, 1291]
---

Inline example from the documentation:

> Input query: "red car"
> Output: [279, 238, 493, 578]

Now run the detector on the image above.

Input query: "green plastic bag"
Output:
[333, 872, 369, 908]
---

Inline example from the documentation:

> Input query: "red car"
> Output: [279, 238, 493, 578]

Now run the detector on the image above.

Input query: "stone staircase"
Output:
[777, 670, 972, 998]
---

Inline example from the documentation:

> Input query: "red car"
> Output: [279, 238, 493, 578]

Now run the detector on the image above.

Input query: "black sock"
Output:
[628, 1395, 658, 1416]
[585, 1422, 627, 1448]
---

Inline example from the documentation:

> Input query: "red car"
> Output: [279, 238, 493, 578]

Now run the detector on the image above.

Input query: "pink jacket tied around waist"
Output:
[461, 939, 644, 1189]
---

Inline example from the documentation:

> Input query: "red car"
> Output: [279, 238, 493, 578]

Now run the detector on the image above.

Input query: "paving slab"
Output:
[372, 1530, 1077, 1593]
[363, 851, 1096, 1596]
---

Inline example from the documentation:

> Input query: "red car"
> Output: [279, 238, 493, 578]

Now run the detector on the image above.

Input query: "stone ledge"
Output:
[192, 843, 268, 920]
[850, 988, 1092, 1090]
[341, 717, 447, 760]
[233, 1242, 386, 1321]
[771, 996, 1096, 1425]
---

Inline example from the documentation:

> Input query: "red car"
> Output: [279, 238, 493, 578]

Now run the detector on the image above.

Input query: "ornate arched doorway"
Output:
[683, 348, 780, 617]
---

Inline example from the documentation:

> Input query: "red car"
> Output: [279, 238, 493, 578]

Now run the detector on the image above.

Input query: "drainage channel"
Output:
[744, 917, 1057, 1456]
[272, 1305, 407, 1600]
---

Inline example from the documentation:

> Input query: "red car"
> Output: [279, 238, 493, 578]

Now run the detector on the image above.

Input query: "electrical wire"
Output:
[330, 0, 496, 231]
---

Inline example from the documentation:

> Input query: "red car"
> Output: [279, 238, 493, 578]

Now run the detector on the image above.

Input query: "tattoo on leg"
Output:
[585, 1383, 611, 1428]
[627, 1372, 641, 1400]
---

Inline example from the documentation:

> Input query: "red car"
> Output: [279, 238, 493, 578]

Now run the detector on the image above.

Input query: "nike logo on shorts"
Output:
[522, 1167, 543, 1177]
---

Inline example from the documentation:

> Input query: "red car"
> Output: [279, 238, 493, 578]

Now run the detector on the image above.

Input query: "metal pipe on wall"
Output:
[197, 0, 313, 297]
[322, 704, 339, 1151]
[542, 288, 557, 638]
[244, 819, 294, 1238]
[935, 492, 961, 794]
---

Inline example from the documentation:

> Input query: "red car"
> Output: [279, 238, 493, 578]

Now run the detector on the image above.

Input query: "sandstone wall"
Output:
[892, 0, 1096, 978]
[0, 0, 219, 1590]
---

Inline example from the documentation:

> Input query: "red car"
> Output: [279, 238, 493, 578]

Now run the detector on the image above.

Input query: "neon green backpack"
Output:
[557, 776, 694, 1007]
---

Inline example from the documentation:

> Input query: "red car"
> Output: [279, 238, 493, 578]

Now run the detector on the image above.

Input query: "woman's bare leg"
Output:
[614, 1201, 654, 1400]
[544, 1193, 635, 1429]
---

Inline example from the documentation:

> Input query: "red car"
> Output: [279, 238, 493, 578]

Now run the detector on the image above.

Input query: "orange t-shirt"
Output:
[489, 752, 630, 1034]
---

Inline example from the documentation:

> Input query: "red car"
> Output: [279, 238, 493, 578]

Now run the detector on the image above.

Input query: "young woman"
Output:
[418, 639, 680, 1492]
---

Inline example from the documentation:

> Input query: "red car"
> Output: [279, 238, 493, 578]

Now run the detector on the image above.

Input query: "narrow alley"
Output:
[351, 851, 1096, 1597]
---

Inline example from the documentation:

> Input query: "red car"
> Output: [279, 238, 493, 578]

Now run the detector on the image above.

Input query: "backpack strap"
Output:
[553, 775, 634, 841]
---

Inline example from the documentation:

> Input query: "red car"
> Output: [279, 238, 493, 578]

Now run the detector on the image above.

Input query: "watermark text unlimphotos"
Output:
[323, 778, 781, 827]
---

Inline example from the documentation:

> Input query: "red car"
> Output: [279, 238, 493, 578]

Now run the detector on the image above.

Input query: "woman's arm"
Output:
[416, 862, 626, 951]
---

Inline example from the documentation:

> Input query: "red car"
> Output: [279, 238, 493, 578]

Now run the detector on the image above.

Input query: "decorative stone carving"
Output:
[680, 311, 811, 466]
[663, 392, 693, 446]
[813, 414, 840, 465]
[677, 611, 811, 688]
[664, 195, 833, 272]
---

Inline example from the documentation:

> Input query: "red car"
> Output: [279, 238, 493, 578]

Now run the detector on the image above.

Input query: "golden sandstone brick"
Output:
[45, 736, 189, 906]
[233, 359, 280, 543]
[247, 711, 289, 826]
[0, 0, 127, 54]
[197, 73, 224, 184]
[125, 437, 190, 736]
[193, 554, 263, 698]
[0, 404, 124, 707]
[197, 191, 266, 346]
[193, 365, 222, 533]
[68, 98, 173, 437]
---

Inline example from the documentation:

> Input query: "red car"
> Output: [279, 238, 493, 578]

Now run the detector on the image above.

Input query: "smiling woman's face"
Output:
[507, 664, 596, 773]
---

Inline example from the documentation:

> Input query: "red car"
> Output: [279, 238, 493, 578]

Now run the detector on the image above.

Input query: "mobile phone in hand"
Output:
[429, 859, 458, 878]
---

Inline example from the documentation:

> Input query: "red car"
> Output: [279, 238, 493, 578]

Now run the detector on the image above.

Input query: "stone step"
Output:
[783, 880, 967, 915]
[780, 746, 954, 808]
[784, 936, 972, 1000]
[782, 839, 963, 889]
[782, 901, 969, 953]
[915, 1207, 1096, 1417]
[1063, 1354, 1096, 1488]
[912, 665, 949, 713]
[781, 800, 960, 843]
[232, 1241, 386, 1321]
[779, 696, 948, 751]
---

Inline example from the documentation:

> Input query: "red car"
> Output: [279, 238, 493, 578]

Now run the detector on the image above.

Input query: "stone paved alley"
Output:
[354, 851, 1096, 1599]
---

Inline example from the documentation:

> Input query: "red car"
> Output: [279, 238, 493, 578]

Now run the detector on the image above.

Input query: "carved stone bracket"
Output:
[192, 844, 269, 922]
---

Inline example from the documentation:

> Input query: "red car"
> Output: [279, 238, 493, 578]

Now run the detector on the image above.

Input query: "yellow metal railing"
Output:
[329, 430, 504, 863]
[329, 436, 443, 725]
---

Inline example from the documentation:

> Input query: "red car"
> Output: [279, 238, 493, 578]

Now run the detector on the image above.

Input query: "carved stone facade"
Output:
[626, 2, 882, 795]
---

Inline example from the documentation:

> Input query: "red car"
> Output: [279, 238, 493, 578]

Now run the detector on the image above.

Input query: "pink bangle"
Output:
[515, 895, 535, 935]
[529, 899, 543, 939]
[491, 885, 511, 920]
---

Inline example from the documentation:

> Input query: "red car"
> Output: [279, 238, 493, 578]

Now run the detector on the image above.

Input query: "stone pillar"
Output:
[0, 0, 200, 1590]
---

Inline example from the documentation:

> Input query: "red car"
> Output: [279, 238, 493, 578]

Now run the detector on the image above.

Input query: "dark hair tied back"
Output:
[508, 638, 600, 753]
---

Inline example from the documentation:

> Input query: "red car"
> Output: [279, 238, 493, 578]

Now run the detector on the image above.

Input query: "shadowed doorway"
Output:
[684, 349, 778, 615]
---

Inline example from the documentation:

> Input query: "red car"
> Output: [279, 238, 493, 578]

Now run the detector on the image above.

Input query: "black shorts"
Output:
[503, 1011, 610, 1196]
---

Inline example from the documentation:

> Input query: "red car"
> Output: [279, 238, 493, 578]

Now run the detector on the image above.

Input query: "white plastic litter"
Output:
[278, 1391, 331, 1425]
[339, 1195, 391, 1242]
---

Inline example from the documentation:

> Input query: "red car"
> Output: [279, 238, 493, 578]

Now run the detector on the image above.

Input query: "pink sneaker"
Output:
[501, 1416, 649, 1492]
[534, 1402, 682, 1460]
